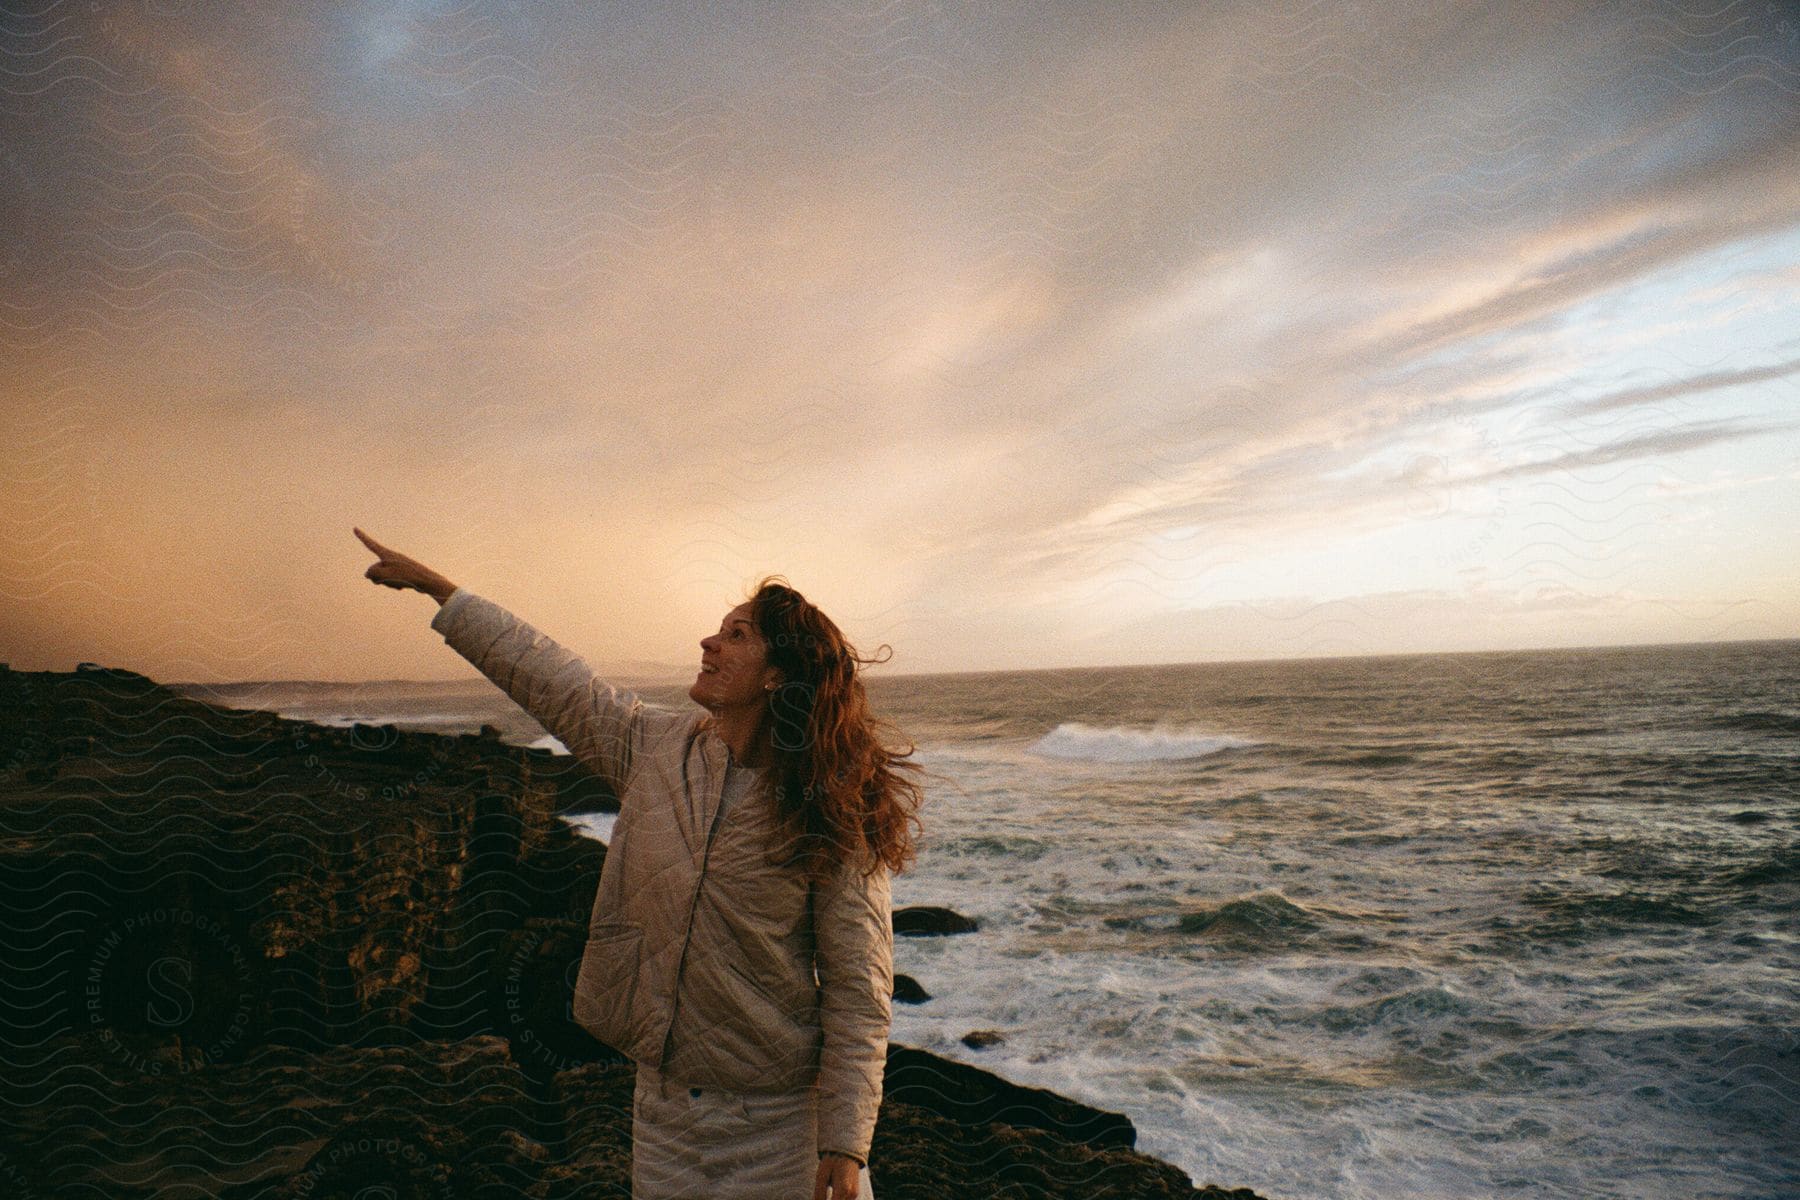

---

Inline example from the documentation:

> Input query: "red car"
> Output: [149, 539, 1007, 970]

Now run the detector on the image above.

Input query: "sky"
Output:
[2, 0, 1797, 682]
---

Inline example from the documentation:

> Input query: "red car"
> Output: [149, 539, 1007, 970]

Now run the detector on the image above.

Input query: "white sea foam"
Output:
[564, 812, 617, 844]
[528, 733, 570, 755]
[1028, 722, 1255, 762]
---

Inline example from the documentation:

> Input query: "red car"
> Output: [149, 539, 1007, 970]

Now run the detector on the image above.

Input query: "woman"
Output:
[354, 529, 921, 1200]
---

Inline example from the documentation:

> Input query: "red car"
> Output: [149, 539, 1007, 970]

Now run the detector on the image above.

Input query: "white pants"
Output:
[632, 1062, 873, 1199]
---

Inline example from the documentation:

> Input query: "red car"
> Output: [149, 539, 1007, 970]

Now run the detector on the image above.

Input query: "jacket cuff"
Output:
[820, 1149, 866, 1167]
[429, 586, 475, 633]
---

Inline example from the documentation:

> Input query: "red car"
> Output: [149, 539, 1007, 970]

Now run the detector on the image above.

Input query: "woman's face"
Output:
[689, 602, 781, 712]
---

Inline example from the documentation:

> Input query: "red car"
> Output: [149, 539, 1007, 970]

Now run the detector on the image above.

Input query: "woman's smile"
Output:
[688, 602, 777, 711]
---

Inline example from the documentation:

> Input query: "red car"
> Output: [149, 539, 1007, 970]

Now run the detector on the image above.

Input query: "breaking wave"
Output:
[1028, 722, 1256, 763]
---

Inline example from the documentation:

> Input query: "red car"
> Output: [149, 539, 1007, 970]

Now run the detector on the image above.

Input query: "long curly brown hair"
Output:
[749, 576, 924, 880]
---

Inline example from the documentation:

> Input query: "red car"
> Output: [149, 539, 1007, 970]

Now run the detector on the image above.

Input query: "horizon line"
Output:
[14, 631, 1791, 689]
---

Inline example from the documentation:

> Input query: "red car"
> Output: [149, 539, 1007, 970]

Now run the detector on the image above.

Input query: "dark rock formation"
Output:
[894, 904, 981, 935]
[873, 1099, 1268, 1200]
[961, 1029, 1007, 1050]
[893, 972, 932, 1004]
[887, 1046, 1130, 1149]
[0, 664, 1265, 1199]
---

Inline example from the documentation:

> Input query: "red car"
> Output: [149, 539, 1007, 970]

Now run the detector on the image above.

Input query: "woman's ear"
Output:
[762, 668, 782, 693]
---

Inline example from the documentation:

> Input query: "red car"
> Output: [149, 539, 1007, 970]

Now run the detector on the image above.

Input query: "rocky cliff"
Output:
[0, 663, 1265, 1199]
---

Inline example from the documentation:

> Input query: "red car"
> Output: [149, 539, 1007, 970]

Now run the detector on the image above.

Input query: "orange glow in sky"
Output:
[3, 3, 1796, 682]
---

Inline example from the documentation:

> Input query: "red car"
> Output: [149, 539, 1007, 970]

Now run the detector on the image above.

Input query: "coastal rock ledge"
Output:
[0, 664, 1267, 1199]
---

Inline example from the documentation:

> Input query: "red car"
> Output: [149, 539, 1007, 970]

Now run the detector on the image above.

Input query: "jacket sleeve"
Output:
[813, 857, 894, 1165]
[429, 587, 660, 797]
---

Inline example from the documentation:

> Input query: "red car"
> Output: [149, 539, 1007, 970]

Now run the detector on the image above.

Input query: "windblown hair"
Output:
[749, 576, 924, 880]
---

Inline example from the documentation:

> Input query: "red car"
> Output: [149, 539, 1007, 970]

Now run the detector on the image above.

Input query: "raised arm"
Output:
[354, 527, 659, 795]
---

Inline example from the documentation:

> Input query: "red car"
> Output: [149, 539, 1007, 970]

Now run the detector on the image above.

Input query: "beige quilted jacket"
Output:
[431, 589, 893, 1163]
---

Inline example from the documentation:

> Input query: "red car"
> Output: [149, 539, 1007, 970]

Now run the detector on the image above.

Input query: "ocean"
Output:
[183, 639, 1800, 1199]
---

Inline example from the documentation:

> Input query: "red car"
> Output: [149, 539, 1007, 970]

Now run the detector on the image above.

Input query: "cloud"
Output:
[3, 1, 1797, 677]
[1565, 354, 1800, 416]
[1467, 420, 1792, 484]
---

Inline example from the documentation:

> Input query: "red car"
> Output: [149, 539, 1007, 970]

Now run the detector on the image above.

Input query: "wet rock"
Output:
[962, 1029, 1006, 1050]
[893, 973, 931, 1004]
[887, 1045, 1130, 1148]
[893, 905, 979, 936]
[873, 1097, 1263, 1199]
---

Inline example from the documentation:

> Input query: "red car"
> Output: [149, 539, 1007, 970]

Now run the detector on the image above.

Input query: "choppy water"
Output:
[186, 639, 1800, 1199]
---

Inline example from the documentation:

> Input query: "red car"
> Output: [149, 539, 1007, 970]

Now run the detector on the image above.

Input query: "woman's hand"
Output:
[354, 527, 457, 604]
[813, 1154, 860, 1199]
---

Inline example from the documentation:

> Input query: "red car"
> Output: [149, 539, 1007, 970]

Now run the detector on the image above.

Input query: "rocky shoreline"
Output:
[0, 663, 1267, 1199]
